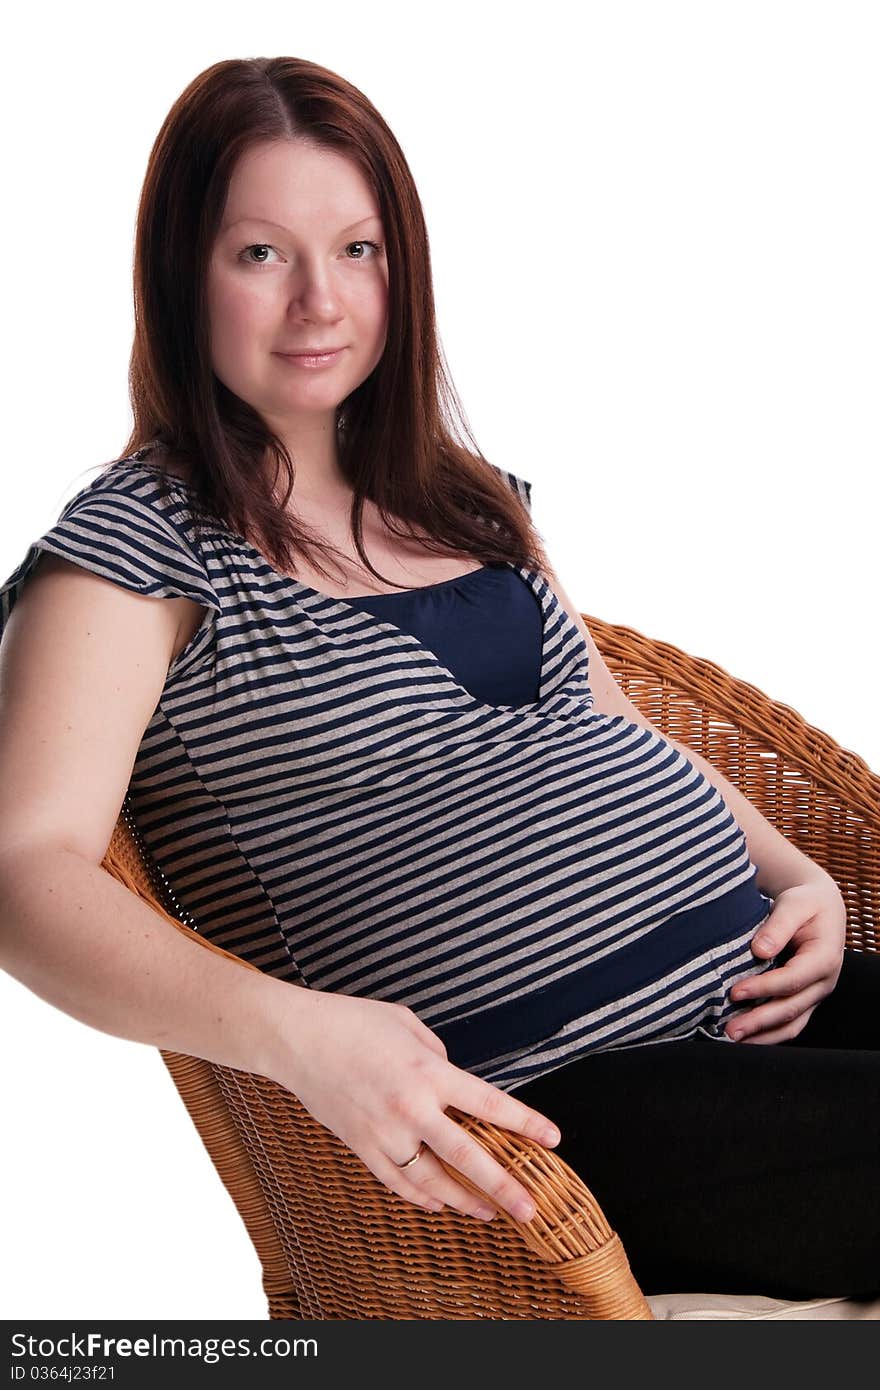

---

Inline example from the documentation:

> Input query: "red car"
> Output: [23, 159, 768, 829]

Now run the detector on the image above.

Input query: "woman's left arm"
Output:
[545, 563, 848, 1043]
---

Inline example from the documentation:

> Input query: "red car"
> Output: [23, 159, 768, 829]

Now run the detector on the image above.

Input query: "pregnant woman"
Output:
[0, 55, 876, 1301]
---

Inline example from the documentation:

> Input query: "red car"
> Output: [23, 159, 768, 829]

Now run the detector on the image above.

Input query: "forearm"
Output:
[0, 845, 305, 1081]
[670, 739, 839, 899]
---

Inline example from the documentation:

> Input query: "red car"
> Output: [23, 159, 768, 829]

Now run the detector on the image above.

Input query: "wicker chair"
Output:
[100, 612, 880, 1320]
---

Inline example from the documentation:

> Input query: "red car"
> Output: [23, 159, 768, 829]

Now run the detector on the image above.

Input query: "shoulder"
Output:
[65, 452, 204, 551]
[67, 449, 186, 503]
[1, 453, 222, 655]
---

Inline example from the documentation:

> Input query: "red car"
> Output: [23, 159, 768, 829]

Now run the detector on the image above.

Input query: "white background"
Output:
[1, 0, 877, 1321]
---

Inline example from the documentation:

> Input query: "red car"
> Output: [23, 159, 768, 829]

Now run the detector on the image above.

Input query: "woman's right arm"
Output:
[0, 555, 560, 1225]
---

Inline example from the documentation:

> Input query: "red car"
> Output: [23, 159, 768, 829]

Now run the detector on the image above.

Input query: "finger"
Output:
[740, 1010, 818, 1045]
[726, 990, 821, 1041]
[425, 1108, 548, 1223]
[751, 926, 783, 956]
[384, 1064, 561, 1224]
[405, 1044, 562, 1153]
[374, 1147, 499, 1220]
[453, 1071, 562, 1149]
[730, 959, 819, 1004]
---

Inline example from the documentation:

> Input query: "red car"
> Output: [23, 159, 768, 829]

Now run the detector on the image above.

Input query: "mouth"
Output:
[274, 347, 346, 368]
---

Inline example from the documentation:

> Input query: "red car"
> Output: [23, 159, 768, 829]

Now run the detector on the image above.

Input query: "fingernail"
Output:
[755, 936, 773, 951]
[542, 1126, 561, 1144]
[514, 1199, 536, 1221]
[730, 1029, 744, 1040]
[475, 1204, 496, 1220]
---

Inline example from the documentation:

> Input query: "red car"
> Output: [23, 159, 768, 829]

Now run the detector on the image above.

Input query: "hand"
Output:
[268, 987, 562, 1223]
[725, 878, 847, 1044]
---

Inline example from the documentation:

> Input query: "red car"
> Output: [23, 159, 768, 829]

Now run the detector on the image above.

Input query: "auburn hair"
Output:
[111, 55, 549, 588]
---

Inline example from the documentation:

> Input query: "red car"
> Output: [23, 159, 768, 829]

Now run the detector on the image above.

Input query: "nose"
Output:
[287, 254, 345, 323]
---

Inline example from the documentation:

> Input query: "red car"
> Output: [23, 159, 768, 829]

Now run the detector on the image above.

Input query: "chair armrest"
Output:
[440, 1105, 653, 1318]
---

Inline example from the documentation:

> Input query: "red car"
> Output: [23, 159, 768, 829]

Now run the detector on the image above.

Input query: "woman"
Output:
[0, 56, 876, 1301]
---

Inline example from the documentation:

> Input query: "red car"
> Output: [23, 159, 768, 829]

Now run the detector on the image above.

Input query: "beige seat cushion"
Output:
[646, 1291, 880, 1320]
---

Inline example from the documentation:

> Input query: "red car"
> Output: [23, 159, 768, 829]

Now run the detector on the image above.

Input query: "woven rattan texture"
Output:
[101, 614, 879, 1318]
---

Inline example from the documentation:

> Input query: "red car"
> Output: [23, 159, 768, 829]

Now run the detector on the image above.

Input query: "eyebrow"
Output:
[221, 213, 382, 236]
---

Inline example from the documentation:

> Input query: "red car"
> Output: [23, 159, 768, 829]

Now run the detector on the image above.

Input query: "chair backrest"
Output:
[101, 612, 880, 1318]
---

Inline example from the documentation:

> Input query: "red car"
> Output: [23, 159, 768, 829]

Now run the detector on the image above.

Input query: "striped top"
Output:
[0, 448, 775, 1092]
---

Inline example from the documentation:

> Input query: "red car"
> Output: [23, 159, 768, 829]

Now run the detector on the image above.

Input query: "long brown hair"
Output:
[114, 56, 549, 588]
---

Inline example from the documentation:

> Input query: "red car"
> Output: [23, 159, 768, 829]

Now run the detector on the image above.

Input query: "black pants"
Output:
[514, 945, 880, 1299]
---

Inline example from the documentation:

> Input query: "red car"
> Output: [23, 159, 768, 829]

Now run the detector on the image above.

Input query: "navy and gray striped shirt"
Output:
[0, 449, 776, 1091]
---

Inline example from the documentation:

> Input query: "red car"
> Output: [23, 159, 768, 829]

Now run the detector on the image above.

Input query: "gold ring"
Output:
[396, 1140, 427, 1168]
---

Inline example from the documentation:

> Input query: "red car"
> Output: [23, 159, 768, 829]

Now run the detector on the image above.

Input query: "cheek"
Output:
[208, 264, 271, 335]
[207, 282, 274, 379]
[356, 275, 389, 340]
[214, 285, 271, 338]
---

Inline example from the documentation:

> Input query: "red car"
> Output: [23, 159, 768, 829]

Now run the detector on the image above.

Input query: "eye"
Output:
[239, 243, 281, 265]
[345, 240, 383, 260]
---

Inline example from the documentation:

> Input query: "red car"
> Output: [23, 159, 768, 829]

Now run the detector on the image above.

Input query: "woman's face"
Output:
[207, 138, 389, 443]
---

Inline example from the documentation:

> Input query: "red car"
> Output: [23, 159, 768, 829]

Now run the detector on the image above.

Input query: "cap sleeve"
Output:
[0, 468, 221, 678]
